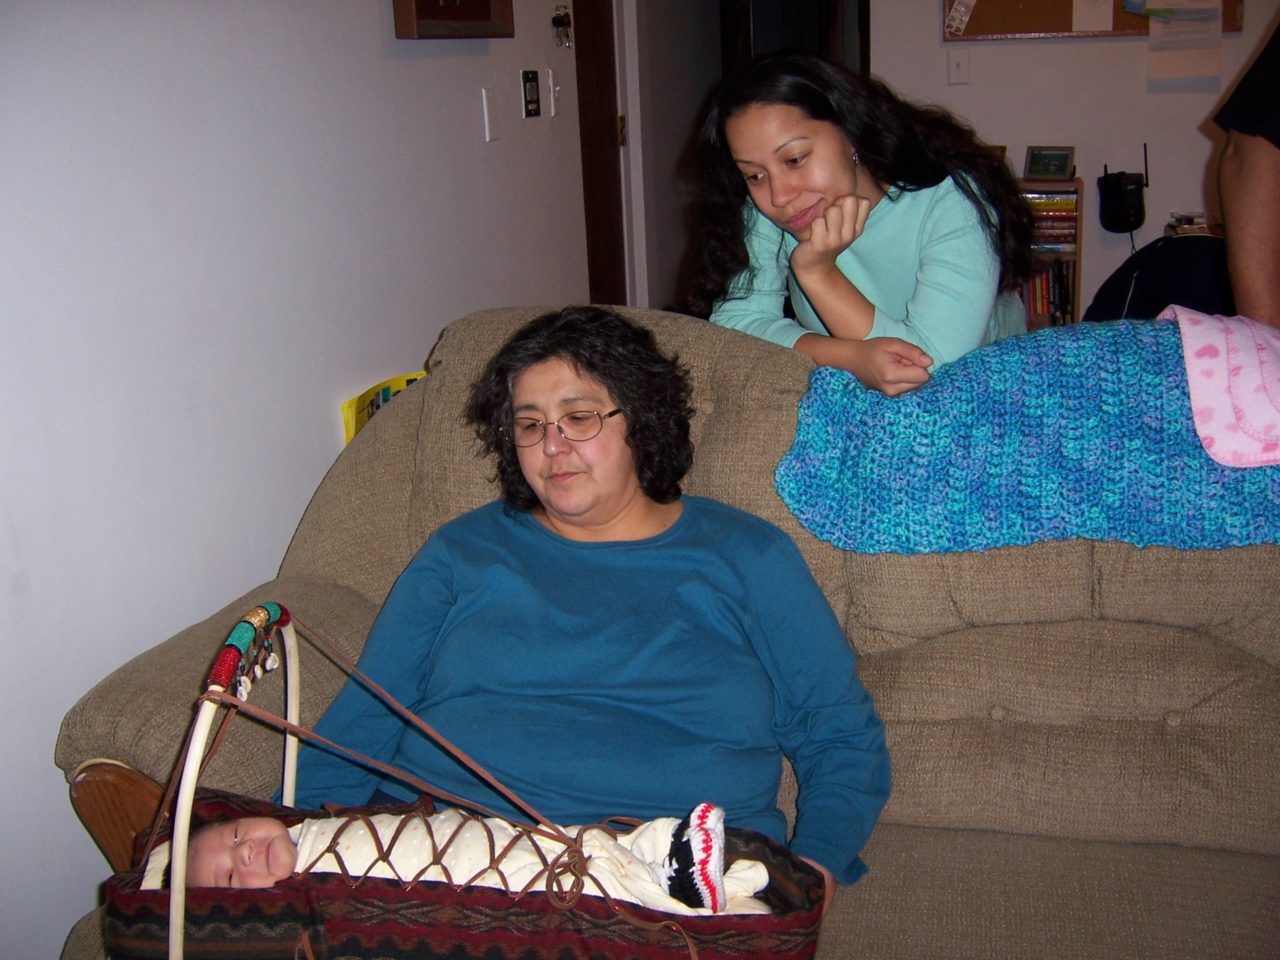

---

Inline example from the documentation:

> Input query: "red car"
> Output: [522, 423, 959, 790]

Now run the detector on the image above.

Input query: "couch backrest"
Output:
[404, 305, 839, 580]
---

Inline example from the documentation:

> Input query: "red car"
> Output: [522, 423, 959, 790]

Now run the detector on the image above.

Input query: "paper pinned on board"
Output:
[945, 0, 976, 37]
[1148, 0, 1223, 80]
[1073, 0, 1114, 33]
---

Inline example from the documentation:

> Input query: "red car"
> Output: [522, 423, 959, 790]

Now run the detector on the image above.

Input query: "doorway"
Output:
[571, 0, 627, 305]
[721, 0, 869, 75]
[571, 1, 868, 310]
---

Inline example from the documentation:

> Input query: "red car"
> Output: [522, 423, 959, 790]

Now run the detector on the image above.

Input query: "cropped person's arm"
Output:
[1219, 129, 1280, 328]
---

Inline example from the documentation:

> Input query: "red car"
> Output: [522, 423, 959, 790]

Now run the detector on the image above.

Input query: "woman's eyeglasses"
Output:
[506, 409, 622, 447]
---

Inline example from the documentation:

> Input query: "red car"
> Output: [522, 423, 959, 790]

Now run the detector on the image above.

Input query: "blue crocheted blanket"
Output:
[775, 320, 1280, 554]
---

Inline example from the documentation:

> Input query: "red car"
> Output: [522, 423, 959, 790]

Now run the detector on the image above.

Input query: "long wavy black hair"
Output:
[464, 306, 695, 511]
[679, 51, 1034, 319]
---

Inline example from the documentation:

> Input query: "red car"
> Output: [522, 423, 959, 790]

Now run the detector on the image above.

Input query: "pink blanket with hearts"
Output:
[1163, 305, 1280, 467]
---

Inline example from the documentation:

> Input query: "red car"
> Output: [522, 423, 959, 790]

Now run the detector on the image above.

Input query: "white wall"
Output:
[0, 2, 586, 955]
[872, 0, 1280, 309]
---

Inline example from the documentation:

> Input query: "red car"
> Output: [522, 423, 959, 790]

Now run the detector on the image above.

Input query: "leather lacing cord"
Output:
[293, 930, 316, 960]
[177, 616, 701, 959]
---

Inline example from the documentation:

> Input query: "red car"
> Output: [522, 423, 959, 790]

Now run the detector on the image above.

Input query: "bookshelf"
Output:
[1020, 177, 1083, 330]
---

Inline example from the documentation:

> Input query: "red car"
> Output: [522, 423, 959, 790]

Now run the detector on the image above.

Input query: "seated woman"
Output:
[161, 803, 767, 916]
[682, 51, 1034, 395]
[295, 306, 890, 907]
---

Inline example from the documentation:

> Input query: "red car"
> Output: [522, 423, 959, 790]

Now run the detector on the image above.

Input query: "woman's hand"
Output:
[797, 334, 932, 396]
[847, 338, 933, 395]
[789, 195, 876, 340]
[799, 856, 836, 916]
[790, 195, 872, 276]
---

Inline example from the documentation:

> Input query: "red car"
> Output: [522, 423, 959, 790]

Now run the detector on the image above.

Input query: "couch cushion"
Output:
[839, 541, 1280, 658]
[865, 620, 1280, 855]
[836, 542, 1097, 654]
[822, 823, 1280, 960]
[1093, 541, 1280, 666]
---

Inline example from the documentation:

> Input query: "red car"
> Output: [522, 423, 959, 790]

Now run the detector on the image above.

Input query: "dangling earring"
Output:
[852, 149, 860, 165]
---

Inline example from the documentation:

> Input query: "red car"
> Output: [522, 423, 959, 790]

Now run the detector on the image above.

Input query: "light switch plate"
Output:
[546, 67, 560, 117]
[522, 70, 541, 118]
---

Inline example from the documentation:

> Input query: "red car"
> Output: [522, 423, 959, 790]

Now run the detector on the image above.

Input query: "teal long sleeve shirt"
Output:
[296, 496, 890, 884]
[711, 177, 1025, 366]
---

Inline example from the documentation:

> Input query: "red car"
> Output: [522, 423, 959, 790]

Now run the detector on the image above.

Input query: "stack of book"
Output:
[1022, 185, 1080, 328]
[1023, 258, 1075, 328]
[1027, 189, 1078, 254]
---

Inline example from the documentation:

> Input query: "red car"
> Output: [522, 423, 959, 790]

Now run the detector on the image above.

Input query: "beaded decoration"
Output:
[206, 602, 288, 697]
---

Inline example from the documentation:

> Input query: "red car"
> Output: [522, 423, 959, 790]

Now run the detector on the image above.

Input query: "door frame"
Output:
[572, 0, 629, 305]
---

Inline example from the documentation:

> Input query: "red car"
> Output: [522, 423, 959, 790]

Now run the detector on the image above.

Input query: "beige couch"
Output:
[58, 306, 1280, 959]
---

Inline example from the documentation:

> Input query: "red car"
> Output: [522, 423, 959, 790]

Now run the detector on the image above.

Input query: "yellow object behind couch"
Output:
[342, 373, 426, 444]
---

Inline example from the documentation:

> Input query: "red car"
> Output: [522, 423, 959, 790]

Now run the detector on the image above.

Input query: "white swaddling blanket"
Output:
[294, 809, 769, 915]
[143, 810, 771, 916]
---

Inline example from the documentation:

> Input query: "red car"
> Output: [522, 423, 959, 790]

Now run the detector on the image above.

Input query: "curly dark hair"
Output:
[678, 51, 1034, 318]
[464, 306, 695, 511]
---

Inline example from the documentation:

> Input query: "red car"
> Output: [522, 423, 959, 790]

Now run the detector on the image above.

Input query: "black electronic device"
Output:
[1097, 144, 1149, 234]
[1098, 170, 1146, 232]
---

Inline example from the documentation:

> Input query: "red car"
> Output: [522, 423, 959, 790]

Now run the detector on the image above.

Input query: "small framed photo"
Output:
[1024, 145, 1076, 180]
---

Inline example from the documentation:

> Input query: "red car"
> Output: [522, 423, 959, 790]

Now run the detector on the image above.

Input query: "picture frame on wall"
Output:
[392, 0, 515, 40]
[1024, 145, 1076, 180]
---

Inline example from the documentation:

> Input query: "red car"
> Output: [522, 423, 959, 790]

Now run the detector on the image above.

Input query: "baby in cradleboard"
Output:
[145, 802, 772, 917]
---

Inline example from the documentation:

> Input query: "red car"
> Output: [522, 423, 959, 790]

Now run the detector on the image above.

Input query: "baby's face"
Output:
[186, 817, 299, 889]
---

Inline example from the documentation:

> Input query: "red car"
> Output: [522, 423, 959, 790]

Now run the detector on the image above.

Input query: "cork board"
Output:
[943, 0, 1243, 41]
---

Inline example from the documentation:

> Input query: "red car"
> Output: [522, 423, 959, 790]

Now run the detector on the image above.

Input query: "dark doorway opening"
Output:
[720, 0, 869, 77]
[571, 0, 627, 305]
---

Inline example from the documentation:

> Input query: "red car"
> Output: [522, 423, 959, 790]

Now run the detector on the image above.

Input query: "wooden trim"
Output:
[69, 759, 165, 873]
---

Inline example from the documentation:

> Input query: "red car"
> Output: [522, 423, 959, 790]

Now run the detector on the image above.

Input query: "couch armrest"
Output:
[55, 577, 379, 800]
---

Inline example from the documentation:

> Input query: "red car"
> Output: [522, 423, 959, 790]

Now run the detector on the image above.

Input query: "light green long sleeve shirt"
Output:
[710, 177, 1025, 366]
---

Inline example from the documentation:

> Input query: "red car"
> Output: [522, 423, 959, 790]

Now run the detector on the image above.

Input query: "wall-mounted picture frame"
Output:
[392, 0, 514, 40]
[1024, 145, 1076, 180]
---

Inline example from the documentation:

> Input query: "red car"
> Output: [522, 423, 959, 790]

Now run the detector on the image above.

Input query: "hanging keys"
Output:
[552, 6, 572, 48]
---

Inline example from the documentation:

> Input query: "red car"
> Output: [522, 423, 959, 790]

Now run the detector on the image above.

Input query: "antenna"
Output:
[1142, 142, 1150, 187]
